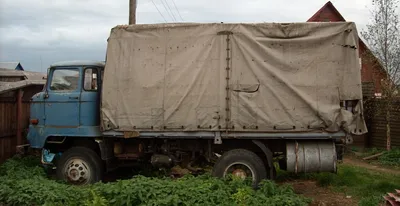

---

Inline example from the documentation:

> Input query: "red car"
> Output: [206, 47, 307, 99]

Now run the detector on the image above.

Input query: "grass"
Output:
[378, 147, 400, 167]
[276, 163, 400, 206]
[314, 165, 400, 206]
[354, 147, 400, 167]
[357, 147, 384, 158]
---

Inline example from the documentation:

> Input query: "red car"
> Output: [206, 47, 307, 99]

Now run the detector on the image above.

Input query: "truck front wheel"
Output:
[56, 147, 103, 185]
[212, 149, 266, 187]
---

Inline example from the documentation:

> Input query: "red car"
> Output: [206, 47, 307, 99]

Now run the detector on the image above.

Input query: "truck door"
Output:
[45, 67, 81, 127]
[80, 67, 100, 126]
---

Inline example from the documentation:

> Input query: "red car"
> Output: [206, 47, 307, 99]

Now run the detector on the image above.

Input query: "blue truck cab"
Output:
[27, 61, 106, 184]
[28, 61, 104, 148]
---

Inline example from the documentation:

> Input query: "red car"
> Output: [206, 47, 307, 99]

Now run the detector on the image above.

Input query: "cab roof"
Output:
[50, 60, 105, 68]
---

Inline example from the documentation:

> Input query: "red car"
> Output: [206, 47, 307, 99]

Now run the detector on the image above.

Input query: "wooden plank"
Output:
[363, 152, 384, 160]
[0, 132, 15, 138]
[0, 101, 17, 162]
[0, 138, 4, 163]
[16, 89, 23, 145]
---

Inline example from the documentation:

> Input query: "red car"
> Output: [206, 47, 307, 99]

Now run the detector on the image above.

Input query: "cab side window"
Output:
[50, 69, 80, 91]
[84, 68, 98, 91]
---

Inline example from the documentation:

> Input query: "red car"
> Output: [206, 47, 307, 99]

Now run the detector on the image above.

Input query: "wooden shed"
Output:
[0, 68, 46, 163]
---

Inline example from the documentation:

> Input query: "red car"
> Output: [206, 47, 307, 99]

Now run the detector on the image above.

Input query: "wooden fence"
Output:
[368, 99, 400, 148]
[0, 102, 30, 163]
[0, 86, 42, 163]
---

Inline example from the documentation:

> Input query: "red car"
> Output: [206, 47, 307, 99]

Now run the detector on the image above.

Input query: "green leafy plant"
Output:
[0, 156, 310, 206]
[84, 190, 109, 206]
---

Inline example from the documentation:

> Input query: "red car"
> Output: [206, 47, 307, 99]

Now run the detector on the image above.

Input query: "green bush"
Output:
[0, 156, 310, 206]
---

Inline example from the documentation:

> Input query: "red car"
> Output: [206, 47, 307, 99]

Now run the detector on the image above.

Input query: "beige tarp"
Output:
[101, 22, 367, 135]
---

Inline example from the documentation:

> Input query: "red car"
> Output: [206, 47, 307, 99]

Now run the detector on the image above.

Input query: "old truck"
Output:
[27, 22, 367, 185]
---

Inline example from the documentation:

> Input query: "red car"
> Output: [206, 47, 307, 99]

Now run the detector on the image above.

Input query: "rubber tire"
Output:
[212, 149, 267, 187]
[56, 146, 103, 185]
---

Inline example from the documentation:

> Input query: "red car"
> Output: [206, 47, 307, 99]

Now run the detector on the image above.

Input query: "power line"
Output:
[170, 0, 184, 21]
[151, 0, 168, 23]
[164, 0, 177, 22]
[159, 0, 175, 22]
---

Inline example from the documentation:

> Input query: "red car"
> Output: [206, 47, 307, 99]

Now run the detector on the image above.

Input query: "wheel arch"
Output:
[213, 139, 276, 179]
[251, 140, 275, 179]
[44, 136, 101, 156]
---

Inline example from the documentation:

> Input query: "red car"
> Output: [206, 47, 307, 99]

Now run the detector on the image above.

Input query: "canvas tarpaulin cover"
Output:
[101, 22, 367, 135]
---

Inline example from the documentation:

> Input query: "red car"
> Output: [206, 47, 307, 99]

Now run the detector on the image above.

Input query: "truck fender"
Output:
[95, 138, 114, 160]
[251, 140, 275, 179]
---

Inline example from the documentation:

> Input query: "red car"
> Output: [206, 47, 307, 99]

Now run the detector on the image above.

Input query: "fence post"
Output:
[16, 89, 23, 146]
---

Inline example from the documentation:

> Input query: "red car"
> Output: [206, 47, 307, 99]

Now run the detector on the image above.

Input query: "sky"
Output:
[0, 0, 381, 72]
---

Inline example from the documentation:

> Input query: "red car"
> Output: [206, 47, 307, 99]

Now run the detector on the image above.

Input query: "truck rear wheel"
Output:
[212, 149, 267, 187]
[56, 147, 103, 185]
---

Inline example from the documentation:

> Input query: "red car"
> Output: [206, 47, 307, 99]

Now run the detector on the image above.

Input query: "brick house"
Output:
[307, 1, 387, 98]
[307, 1, 392, 149]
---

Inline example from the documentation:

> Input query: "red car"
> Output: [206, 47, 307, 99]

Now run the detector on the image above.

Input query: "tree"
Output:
[361, 0, 400, 151]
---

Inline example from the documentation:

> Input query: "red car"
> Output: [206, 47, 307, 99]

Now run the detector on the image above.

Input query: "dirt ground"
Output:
[285, 156, 399, 206]
[290, 180, 357, 206]
[343, 156, 400, 175]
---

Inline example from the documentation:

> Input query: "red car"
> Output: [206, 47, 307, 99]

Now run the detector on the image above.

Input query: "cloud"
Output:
[0, 0, 375, 71]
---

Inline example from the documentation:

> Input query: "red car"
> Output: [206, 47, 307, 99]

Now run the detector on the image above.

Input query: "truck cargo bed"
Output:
[101, 22, 367, 136]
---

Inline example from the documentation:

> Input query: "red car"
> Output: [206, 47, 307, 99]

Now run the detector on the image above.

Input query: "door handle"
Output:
[69, 96, 79, 100]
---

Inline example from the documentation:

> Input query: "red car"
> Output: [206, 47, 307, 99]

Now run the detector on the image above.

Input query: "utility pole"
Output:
[129, 0, 136, 24]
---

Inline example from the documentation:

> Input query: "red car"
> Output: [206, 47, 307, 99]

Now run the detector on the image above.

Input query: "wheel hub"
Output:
[232, 169, 247, 179]
[65, 159, 90, 184]
[223, 162, 255, 181]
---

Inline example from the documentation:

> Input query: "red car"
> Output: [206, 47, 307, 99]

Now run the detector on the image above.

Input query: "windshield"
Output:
[50, 68, 80, 91]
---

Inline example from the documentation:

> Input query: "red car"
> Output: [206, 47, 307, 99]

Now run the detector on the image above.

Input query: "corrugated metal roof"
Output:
[0, 68, 46, 81]
[0, 62, 23, 70]
[0, 68, 46, 93]
[0, 68, 25, 77]
[0, 80, 45, 95]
